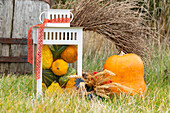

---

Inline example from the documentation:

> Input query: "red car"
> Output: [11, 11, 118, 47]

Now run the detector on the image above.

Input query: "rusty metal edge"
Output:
[0, 38, 28, 45]
[42, 0, 50, 4]
[0, 72, 32, 75]
[0, 56, 28, 63]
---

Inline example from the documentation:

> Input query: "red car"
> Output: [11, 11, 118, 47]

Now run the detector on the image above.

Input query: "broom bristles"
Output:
[52, 0, 155, 58]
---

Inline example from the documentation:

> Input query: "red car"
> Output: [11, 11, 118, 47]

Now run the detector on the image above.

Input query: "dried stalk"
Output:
[52, 0, 155, 57]
[69, 69, 137, 98]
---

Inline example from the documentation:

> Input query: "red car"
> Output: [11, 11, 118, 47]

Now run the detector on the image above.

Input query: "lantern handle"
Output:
[39, 11, 47, 23]
[70, 12, 74, 22]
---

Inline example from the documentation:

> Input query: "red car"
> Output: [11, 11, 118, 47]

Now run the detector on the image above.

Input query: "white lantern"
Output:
[39, 9, 74, 27]
[32, 9, 83, 98]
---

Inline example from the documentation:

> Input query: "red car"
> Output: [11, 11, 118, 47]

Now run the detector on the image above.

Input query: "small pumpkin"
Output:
[52, 59, 68, 76]
[65, 78, 84, 88]
[65, 78, 84, 93]
[60, 45, 77, 63]
[65, 78, 76, 88]
[104, 51, 146, 95]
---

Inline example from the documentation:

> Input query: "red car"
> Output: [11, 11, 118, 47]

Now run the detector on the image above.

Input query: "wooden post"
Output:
[0, 0, 14, 74]
[0, 0, 49, 74]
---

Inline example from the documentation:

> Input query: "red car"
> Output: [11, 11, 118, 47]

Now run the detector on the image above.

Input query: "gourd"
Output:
[46, 82, 63, 96]
[61, 45, 77, 63]
[52, 59, 68, 76]
[42, 69, 59, 87]
[50, 45, 68, 60]
[59, 67, 76, 86]
[104, 51, 146, 95]
[65, 78, 84, 88]
[65, 78, 76, 88]
[42, 45, 53, 69]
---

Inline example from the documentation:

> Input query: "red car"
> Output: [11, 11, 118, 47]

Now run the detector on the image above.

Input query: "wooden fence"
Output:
[0, 0, 49, 74]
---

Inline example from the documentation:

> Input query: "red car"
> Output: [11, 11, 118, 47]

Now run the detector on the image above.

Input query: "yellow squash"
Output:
[46, 82, 63, 96]
[42, 45, 53, 69]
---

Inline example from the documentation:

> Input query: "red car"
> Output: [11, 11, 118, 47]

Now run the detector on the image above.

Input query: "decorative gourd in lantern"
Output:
[50, 45, 68, 61]
[65, 78, 76, 88]
[59, 67, 76, 86]
[42, 69, 59, 87]
[61, 45, 78, 63]
[42, 45, 53, 69]
[65, 78, 84, 88]
[104, 51, 146, 95]
[52, 59, 68, 76]
[46, 82, 63, 96]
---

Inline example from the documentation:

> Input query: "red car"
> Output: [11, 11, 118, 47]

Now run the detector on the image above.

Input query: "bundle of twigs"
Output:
[52, 0, 154, 57]
[68, 69, 136, 98]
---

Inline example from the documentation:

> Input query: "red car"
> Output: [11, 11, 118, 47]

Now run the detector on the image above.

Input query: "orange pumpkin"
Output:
[104, 51, 146, 95]
[61, 45, 77, 63]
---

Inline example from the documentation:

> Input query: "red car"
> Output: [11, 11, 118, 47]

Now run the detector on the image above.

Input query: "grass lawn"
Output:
[0, 45, 169, 113]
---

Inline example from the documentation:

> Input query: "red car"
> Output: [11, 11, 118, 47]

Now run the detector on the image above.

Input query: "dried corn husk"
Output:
[68, 69, 137, 98]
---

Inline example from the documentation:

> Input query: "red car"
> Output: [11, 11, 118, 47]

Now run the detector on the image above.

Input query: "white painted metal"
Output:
[77, 29, 83, 76]
[33, 26, 83, 98]
[32, 43, 35, 98]
[33, 27, 82, 44]
[36, 56, 43, 98]
[39, 9, 73, 27]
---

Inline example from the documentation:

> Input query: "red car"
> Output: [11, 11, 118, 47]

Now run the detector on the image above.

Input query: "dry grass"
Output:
[83, 31, 118, 72]
[146, 0, 170, 43]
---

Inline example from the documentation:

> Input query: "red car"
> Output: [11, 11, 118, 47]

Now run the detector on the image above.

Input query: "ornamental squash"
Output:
[104, 51, 146, 95]
[42, 69, 59, 87]
[61, 45, 77, 63]
[66, 78, 84, 88]
[65, 78, 76, 88]
[59, 67, 76, 86]
[42, 45, 53, 69]
[52, 59, 68, 76]
[50, 45, 68, 60]
[46, 82, 63, 96]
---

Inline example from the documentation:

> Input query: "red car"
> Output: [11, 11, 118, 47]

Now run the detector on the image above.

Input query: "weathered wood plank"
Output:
[0, 0, 14, 74]
[0, 0, 14, 37]
[10, 0, 49, 73]
[0, 38, 27, 45]
[12, 0, 49, 38]
[0, 56, 27, 63]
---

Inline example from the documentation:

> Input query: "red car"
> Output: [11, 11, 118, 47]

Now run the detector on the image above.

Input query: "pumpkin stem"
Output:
[119, 51, 125, 56]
